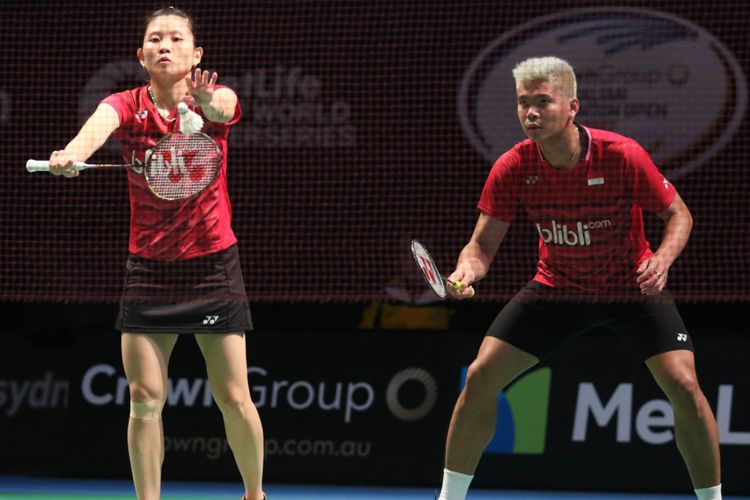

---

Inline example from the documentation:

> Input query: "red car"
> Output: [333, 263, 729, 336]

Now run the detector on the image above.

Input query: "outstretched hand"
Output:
[185, 68, 218, 108]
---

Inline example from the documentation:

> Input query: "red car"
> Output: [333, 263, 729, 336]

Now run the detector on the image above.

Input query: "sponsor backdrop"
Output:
[1, 308, 748, 494]
[1, 0, 749, 495]
[1, 1, 749, 302]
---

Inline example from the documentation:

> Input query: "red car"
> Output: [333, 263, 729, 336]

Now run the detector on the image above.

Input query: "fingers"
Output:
[49, 151, 62, 175]
[62, 167, 80, 178]
[456, 283, 476, 298]
[191, 68, 218, 87]
[186, 69, 218, 108]
[48, 151, 79, 177]
[638, 269, 666, 294]
[641, 283, 664, 295]
[446, 278, 475, 300]
[445, 266, 477, 299]
[450, 281, 476, 299]
[635, 260, 648, 277]
[636, 258, 663, 282]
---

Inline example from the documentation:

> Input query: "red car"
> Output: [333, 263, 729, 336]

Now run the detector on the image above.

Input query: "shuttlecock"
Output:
[177, 101, 204, 134]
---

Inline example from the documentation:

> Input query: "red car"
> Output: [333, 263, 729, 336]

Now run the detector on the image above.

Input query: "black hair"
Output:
[142, 6, 199, 46]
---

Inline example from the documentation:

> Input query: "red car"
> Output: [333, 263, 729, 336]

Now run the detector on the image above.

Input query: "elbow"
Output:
[681, 206, 693, 234]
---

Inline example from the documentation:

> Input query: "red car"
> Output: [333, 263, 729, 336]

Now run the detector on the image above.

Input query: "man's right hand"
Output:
[447, 269, 476, 299]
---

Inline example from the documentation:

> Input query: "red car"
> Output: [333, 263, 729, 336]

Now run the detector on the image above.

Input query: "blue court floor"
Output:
[1, 476, 748, 499]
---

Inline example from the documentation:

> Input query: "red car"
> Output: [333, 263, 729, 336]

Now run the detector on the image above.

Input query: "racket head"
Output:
[144, 132, 222, 201]
[410, 239, 448, 299]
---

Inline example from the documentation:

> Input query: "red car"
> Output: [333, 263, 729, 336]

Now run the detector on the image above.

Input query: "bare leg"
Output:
[445, 337, 538, 473]
[196, 332, 264, 500]
[121, 332, 179, 500]
[646, 349, 721, 488]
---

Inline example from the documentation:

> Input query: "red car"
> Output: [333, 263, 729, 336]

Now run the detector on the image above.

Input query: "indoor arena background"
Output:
[1, 1, 748, 497]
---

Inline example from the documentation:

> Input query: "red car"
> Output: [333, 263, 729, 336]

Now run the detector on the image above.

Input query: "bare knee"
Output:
[213, 390, 254, 419]
[127, 383, 166, 420]
[129, 382, 165, 404]
[463, 360, 503, 402]
[662, 375, 708, 417]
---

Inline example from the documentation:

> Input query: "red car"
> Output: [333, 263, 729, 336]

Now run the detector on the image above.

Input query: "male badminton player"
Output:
[44, 7, 265, 500]
[437, 56, 721, 500]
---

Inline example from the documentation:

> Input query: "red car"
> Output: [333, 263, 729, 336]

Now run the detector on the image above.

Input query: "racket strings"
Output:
[146, 134, 221, 200]
[411, 240, 449, 298]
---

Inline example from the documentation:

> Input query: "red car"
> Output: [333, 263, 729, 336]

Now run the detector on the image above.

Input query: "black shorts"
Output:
[486, 280, 693, 362]
[115, 244, 253, 334]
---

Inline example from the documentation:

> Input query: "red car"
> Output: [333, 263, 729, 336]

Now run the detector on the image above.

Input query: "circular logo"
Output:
[458, 7, 747, 179]
[385, 367, 438, 422]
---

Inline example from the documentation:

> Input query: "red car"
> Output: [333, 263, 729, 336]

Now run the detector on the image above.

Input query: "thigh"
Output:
[645, 349, 700, 399]
[467, 336, 540, 394]
[486, 282, 590, 363]
[605, 293, 694, 361]
[194, 332, 250, 398]
[121, 332, 179, 399]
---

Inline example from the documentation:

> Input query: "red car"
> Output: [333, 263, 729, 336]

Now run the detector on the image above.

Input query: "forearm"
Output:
[196, 89, 236, 123]
[455, 214, 509, 281]
[456, 241, 494, 282]
[62, 103, 119, 161]
[654, 211, 692, 266]
[63, 134, 107, 162]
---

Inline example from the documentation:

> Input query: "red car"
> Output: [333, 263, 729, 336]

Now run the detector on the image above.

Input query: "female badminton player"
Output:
[44, 7, 265, 500]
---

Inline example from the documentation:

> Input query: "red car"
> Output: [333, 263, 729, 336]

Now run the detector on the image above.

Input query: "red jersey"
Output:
[478, 126, 676, 293]
[102, 85, 241, 260]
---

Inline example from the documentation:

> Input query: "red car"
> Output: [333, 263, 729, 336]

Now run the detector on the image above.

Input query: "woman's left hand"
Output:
[185, 68, 218, 108]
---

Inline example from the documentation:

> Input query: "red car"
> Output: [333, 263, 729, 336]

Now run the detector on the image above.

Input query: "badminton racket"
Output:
[411, 239, 473, 299]
[26, 132, 221, 202]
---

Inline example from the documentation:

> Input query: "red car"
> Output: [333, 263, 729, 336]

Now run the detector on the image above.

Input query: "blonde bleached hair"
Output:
[512, 56, 577, 98]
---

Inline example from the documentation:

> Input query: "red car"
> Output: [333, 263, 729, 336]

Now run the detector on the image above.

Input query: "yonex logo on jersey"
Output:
[535, 219, 611, 246]
[136, 109, 148, 121]
[677, 333, 688, 341]
[203, 315, 219, 325]
[525, 175, 539, 185]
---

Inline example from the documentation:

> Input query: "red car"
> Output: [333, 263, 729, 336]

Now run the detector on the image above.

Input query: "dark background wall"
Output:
[1, 0, 749, 303]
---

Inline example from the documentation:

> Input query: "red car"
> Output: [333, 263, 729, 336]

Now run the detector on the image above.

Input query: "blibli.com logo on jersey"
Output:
[535, 219, 611, 246]
[459, 366, 551, 454]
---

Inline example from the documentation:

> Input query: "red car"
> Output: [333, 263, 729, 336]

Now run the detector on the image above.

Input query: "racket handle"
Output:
[447, 279, 465, 291]
[26, 160, 90, 172]
[449, 279, 476, 297]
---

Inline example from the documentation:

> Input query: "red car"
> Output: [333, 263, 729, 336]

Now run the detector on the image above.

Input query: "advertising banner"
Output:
[2, 313, 747, 494]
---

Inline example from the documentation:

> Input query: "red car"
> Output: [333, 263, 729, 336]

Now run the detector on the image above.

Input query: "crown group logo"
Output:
[459, 366, 551, 454]
[458, 7, 747, 180]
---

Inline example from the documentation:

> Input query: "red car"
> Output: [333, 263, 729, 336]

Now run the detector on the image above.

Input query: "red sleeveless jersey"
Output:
[102, 85, 241, 260]
[478, 126, 676, 293]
